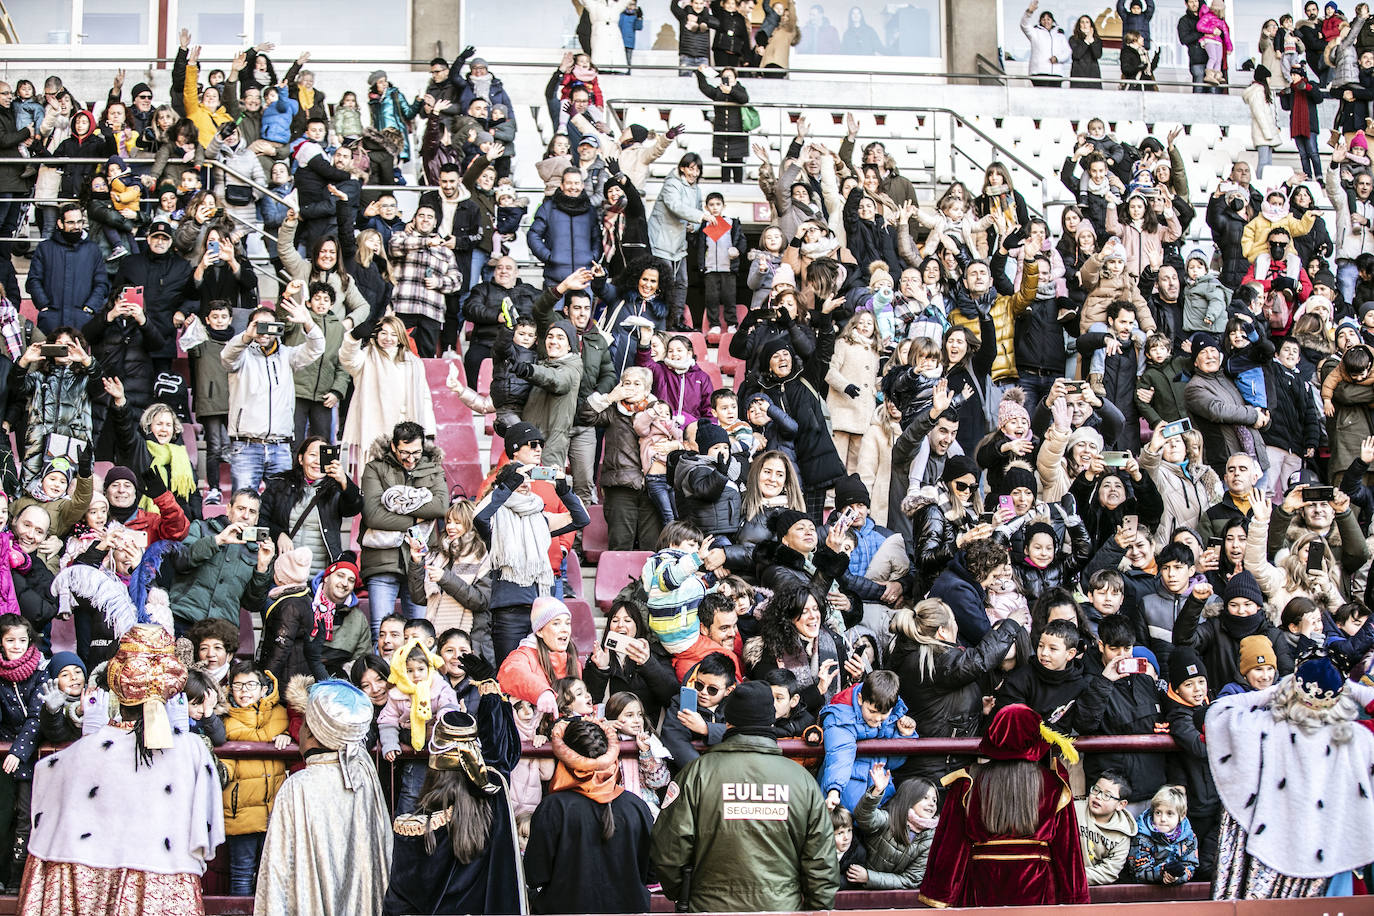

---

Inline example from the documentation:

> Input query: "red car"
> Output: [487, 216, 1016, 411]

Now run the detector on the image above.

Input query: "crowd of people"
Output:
[2, 1, 1374, 914]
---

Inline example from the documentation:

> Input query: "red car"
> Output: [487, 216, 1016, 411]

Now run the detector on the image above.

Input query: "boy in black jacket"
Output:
[994, 618, 1112, 734]
[1162, 645, 1217, 879]
[761, 667, 817, 737]
[1083, 615, 1168, 804]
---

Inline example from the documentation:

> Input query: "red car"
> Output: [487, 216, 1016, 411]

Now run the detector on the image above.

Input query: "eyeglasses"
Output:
[135, 93, 152, 100]
[1089, 785, 1121, 802]
[950, 479, 974, 493]
[231, 680, 264, 692]
[396, 446, 423, 458]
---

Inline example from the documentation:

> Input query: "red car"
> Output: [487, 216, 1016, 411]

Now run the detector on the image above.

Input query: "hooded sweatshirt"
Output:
[1074, 799, 1139, 885]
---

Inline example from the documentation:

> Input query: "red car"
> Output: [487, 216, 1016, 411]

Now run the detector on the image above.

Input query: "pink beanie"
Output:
[998, 396, 1030, 432]
[274, 546, 313, 588]
[530, 596, 571, 635]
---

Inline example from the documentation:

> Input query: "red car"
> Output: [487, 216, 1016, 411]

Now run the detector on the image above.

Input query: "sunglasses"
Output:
[698, 683, 726, 697]
[950, 479, 974, 493]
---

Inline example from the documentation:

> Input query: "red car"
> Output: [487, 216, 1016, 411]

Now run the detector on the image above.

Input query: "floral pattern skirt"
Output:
[17, 857, 204, 916]
[1213, 810, 1330, 900]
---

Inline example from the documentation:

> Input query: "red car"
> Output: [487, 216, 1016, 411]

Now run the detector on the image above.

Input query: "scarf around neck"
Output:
[0, 645, 41, 683]
[548, 717, 624, 804]
[487, 489, 554, 590]
[146, 441, 196, 499]
[389, 638, 446, 750]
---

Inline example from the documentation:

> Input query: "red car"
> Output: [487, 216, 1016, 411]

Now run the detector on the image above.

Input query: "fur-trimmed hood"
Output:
[283, 673, 315, 714]
[365, 433, 444, 468]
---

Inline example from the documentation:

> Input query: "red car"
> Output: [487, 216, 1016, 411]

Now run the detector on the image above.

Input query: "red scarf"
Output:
[0, 646, 41, 683]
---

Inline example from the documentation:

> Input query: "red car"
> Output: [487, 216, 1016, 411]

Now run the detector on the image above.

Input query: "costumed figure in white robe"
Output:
[253, 677, 392, 915]
[17, 623, 225, 916]
[1207, 651, 1374, 899]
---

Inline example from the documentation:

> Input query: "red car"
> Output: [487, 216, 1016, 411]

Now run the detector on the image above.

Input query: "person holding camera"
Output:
[168, 487, 276, 632]
[260, 436, 363, 581]
[220, 297, 324, 492]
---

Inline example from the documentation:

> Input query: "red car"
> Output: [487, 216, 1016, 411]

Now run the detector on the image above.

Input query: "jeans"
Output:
[1296, 134, 1322, 179]
[227, 440, 293, 492]
[567, 424, 597, 504]
[679, 54, 709, 75]
[202, 415, 229, 495]
[492, 606, 533, 664]
[1256, 145, 1273, 175]
[365, 572, 427, 638]
[1339, 259, 1361, 305]
[1018, 372, 1059, 412]
[226, 832, 265, 896]
[645, 473, 676, 524]
[469, 248, 491, 289]
[625, 47, 634, 71]
[294, 398, 335, 448]
[1188, 62, 1218, 94]
[394, 758, 426, 815]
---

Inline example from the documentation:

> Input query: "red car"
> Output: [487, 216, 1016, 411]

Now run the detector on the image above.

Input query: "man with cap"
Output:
[828, 473, 904, 604]
[100, 464, 190, 548]
[20, 624, 225, 913]
[651, 678, 837, 912]
[1183, 331, 1270, 475]
[111, 220, 192, 375]
[256, 678, 391, 916]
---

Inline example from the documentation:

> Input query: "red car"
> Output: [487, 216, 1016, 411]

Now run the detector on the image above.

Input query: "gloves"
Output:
[844, 384, 861, 398]
[666, 124, 686, 140]
[349, 317, 376, 341]
[512, 360, 534, 380]
[458, 45, 476, 63]
[553, 472, 571, 497]
[495, 462, 525, 492]
[1002, 225, 1028, 251]
[1191, 703, 1209, 731]
[77, 446, 93, 478]
[604, 156, 621, 177]
[142, 468, 167, 498]
[42, 683, 65, 713]
[459, 652, 496, 683]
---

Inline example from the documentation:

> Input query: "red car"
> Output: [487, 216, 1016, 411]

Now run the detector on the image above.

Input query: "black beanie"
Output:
[1002, 463, 1038, 497]
[723, 681, 777, 729]
[941, 455, 980, 485]
[1223, 570, 1265, 609]
[768, 508, 810, 540]
[625, 124, 649, 147]
[130, 82, 152, 100]
[833, 473, 869, 510]
[695, 422, 730, 453]
[503, 422, 544, 458]
[1169, 646, 1209, 692]
[104, 465, 138, 492]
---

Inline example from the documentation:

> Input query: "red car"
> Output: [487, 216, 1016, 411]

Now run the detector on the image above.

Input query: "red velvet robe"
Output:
[917, 765, 1090, 908]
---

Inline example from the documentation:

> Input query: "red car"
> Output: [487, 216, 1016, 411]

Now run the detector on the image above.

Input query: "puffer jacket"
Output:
[368, 86, 420, 160]
[647, 172, 705, 262]
[910, 495, 977, 600]
[1077, 253, 1149, 334]
[884, 615, 1027, 780]
[220, 671, 289, 835]
[1205, 194, 1252, 289]
[528, 191, 599, 284]
[1127, 809, 1198, 883]
[26, 233, 110, 334]
[168, 516, 274, 627]
[23, 359, 97, 450]
[1010, 515, 1090, 597]
[1136, 355, 1190, 427]
[852, 789, 933, 889]
[948, 259, 1039, 384]
[1328, 15, 1368, 90]
[1261, 359, 1321, 455]
[82, 309, 165, 445]
[220, 323, 326, 439]
[360, 436, 449, 579]
[0, 660, 45, 780]
[466, 279, 542, 349]
[259, 470, 364, 572]
[587, 402, 645, 489]
[636, 348, 713, 427]
[819, 684, 909, 812]
[672, 451, 743, 537]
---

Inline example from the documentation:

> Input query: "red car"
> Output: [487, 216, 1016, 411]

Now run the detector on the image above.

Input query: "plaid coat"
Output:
[387, 229, 463, 323]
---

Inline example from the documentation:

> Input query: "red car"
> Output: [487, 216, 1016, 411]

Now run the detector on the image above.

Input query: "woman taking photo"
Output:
[278, 211, 371, 328]
[479, 464, 589, 662]
[339, 316, 436, 469]
[745, 578, 854, 715]
[406, 499, 494, 659]
[584, 599, 679, 722]
[260, 435, 364, 578]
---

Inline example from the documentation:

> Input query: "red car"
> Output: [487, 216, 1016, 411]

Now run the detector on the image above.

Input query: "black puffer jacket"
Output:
[910, 496, 977, 598]
[1261, 359, 1322, 455]
[730, 306, 818, 381]
[1082, 659, 1169, 803]
[13, 553, 57, 632]
[1008, 516, 1091, 597]
[111, 248, 194, 361]
[465, 279, 542, 348]
[1206, 194, 1250, 289]
[584, 646, 680, 724]
[673, 451, 743, 537]
[889, 618, 1023, 782]
[259, 469, 365, 562]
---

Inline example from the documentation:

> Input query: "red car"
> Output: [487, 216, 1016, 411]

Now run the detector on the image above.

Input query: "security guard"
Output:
[650, 681, 838, 912]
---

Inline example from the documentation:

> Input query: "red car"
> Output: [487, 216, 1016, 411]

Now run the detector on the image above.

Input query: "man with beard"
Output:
[1148, 263, 1185, 345]
[289, 118, 355, 252]
[262, 555, 362, 685]
[529, 168, 600, 292]
[26, 203, 109, 335]
[110, 221, 192, 375]
[417, 163, 482, 353]
[388, 204, 463, 357]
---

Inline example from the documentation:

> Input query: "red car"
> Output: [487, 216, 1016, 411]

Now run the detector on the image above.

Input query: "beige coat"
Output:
[855, 404, 901, 527]
[825, 335, 880, 434]
[1078, 251, 1150, 333]
[339, 334, 437, 459]
[760, 0, 800, 70]
[1139, 448, 1222, 545]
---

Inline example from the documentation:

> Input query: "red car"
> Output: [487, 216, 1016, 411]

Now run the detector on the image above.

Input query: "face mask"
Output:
[1228, 197, 1246, 213]
[1269, 242, 1287, 261]
[59, 228, 83, 244]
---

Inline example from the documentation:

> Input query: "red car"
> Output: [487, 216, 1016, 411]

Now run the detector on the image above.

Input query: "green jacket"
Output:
[11, 474, 93, 541]
[359, 436, 449, 579]
[533, 286, 616, 421]
[285, 309, 351, 404]
[168, 517, 274, 625]
[1136, 354, 1190, 427]
[650, 733, 838, 913]
[188, 335, 231, 417]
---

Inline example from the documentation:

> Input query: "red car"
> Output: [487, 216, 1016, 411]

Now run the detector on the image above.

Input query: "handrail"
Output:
[0, 54, 1247, 90]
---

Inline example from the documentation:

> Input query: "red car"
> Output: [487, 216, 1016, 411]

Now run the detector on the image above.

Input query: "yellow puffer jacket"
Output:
[949, 260, 1039, 384]
[183, 63, 233, 149]
[221, 671, 289, 836]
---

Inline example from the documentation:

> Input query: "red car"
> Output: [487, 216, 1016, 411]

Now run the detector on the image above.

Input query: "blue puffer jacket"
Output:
[527, 192, 599, 285]
[819, 683, 910, 812]
[369, 87, 420, 161]
[26, 232, 110, 335]
[1127, 809, 1198, 883]
[0, 660, 47, 781]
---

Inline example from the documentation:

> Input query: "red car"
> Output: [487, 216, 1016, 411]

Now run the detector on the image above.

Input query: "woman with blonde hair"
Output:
[339, 314, 436, 466]
[826, 311, 881, 473]
[887, 598, 1024, 782]
[405, 498, 494, 660]
[1140, 423, 1222, 541]
[1244, 497, 1347, 621]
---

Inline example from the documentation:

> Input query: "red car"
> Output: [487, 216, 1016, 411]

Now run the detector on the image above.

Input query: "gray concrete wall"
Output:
[411, 0, 463, 75]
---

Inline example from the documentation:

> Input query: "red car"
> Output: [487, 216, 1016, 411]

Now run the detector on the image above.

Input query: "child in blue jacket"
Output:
[1128, 785, 1198, 884]
[260, 84, 299, 145]
[820, 670, 916, 812]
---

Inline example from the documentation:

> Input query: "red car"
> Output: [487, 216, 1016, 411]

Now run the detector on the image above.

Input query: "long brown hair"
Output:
[416, 767, 494, 862]
[974, 759, 1044, 836]
[536, 632, 581, 691]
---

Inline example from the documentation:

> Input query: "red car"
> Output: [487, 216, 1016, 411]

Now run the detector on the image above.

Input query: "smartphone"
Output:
[979, 510, 996, 525]
[39, 344, 69, 359]
[1121, 515, 1139, 539]
[679, 685, 698, 716]
[122, 286, 144, 307]
[1207, 535, 1224, 549]
[1302, 486, 1335, 502]
[407, 523, 430, 544]
[998, 495, 1014, 514]
[1160, 418, 1192, 439]
[1101, 451, 1130, 468]
[528, 466, 559, 481]
[1307, 540, 1326, 572]
[1116, 657, 1150, 676]
[255, 320, 285, 336]
[207, 239, 221, 258]
[318, 444, 340, 467]
[240, 525, 264, 543]
[604, 630, 632, 654]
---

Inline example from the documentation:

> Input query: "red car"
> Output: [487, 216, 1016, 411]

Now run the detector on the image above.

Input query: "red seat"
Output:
[565, 596, 598, 663]
[426, 358, 474, 427]
[700, 360, 723, 392]
[581, 503, 608, 562]
[716, 331, 744, 380]
[680, 332, 708, 361]
[237, 606, 255, 659]
[476, 358, 493, 397]
[446, 460, 485, 500]
[564, 548, 584, 597]
[594, 550, 651, 612]
[18, 300, 37, 324]
[489, 435, 505, 468]
[436, 417, 478, 459]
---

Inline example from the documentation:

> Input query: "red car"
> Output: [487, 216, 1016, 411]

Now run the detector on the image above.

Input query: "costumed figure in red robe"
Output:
[917, 702, 1090, 908]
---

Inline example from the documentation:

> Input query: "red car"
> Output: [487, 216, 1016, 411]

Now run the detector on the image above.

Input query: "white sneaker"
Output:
[203, 489, 222, 506]
[106, 245, 129, 262]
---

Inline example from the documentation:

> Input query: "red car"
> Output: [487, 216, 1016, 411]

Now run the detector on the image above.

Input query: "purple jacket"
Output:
[636, 347, 714, 427]
[0, 531, 30, 618]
